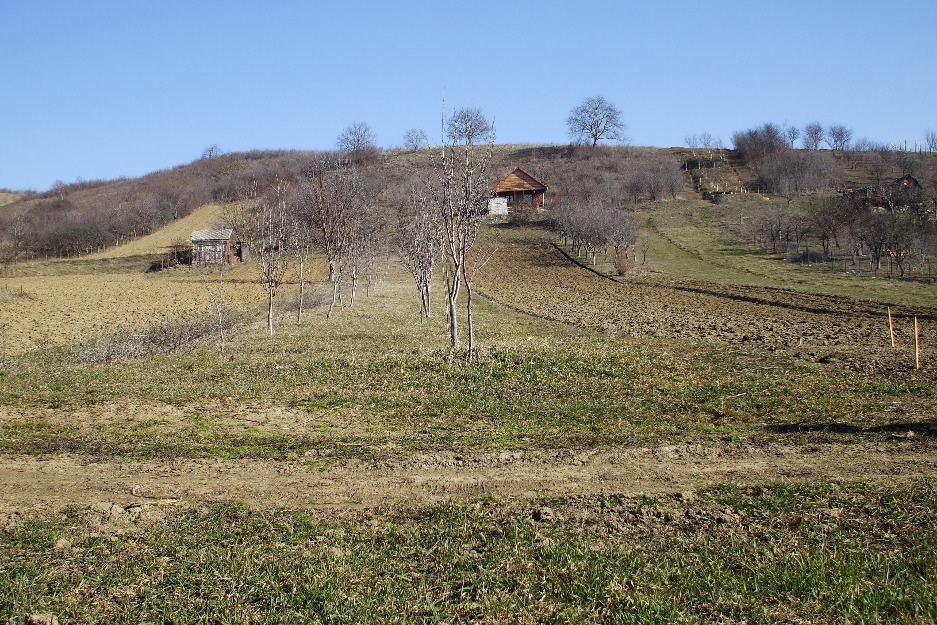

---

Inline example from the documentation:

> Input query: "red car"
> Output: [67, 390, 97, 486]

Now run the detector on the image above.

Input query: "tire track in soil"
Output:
[2, 441, 935, 516]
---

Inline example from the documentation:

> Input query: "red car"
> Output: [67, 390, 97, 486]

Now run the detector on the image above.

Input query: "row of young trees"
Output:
[228, 126, 495, 358]
[229, 158, 389, 336]
[336, 94, 628, 158]
[554, 202, 637, 273]
[751, 195, 936, 277]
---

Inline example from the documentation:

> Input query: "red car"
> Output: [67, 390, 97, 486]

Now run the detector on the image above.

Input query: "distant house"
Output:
[490, 168, 547, 214]
[191, 229, 241, 265]
[846, 174, 924, 212]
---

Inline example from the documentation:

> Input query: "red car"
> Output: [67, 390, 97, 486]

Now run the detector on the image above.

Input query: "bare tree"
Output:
[732, 123, 787, 165]
[288, 199, 315, 322]
[429, 139, 492, 356]
[403, 128, 429, 151]
[7, 214, 29, 264]
[343, 188, 386, 305]
[396, 183, 443, 319]
[926, 129, 937, 153]
[304, 169, 354, 317]
[803, 122, 824, 150]
[336, 122, 379, 160]
[445, 108, 494, 146]
[237, 182, 291, 336]
[810, 196, 849, 259]
[784, 125, 801, 147]
[684, 134, 701, 169]
[826, 125, 853, 151]
[606, 208, 638, 274]
[303, 166, 385, 317]
[567, 96, 626, 147]
[201, 144, 221, 159]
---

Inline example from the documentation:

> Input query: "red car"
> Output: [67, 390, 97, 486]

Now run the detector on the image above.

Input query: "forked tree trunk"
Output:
[446, 266, 460, 350]
[328, 278, 340, 319]
[267, 289, 275, 336]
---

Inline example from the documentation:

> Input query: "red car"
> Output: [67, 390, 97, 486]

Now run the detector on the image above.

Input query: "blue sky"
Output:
[2, 0, 935, 191]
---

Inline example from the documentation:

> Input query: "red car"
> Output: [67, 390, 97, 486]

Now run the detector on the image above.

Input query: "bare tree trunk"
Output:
[446, 265, 460, 349]
[204, 265, 226, 352]
[464, 271, 475, 359]
[297, 256, 305, 323]
[328, 278, 340, 319]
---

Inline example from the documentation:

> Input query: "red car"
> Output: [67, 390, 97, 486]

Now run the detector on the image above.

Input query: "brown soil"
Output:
[476, 237, 936, 379]
[2, 440, 935, 520]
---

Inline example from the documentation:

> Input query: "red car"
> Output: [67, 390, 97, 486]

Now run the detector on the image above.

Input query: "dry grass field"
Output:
[0, 203, 266, 353]
[0, 192, 22, 207]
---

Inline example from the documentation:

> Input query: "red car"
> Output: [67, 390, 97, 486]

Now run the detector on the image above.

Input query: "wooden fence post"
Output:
[915, 316, 921, 370]
[888, 307, 896, 348]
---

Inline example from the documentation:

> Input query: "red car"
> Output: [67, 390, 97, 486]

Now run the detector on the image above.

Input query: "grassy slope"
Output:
[90, 202, 229, 259]
[631, 195, 937, 310]
[0, 192, 23, 207]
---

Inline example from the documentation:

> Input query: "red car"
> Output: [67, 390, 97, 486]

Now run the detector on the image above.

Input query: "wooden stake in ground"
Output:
[888, 307, 896, 348]
[915, 316, 921, 370]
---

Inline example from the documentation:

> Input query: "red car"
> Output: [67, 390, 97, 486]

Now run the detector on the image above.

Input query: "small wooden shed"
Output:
[491, 168, 547, 212]
[191, 229, 240, 265]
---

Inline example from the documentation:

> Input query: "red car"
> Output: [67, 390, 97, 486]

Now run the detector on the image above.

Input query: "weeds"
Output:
[76, 308, 249, 363]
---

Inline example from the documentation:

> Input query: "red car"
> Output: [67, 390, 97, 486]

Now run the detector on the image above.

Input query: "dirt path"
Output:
[2, 440, 935, 517]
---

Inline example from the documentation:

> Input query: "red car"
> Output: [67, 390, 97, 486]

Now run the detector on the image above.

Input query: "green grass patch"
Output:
[641, 198, 937, 309]
[2, 329, 934, 459]
[2, 478, 934, 623]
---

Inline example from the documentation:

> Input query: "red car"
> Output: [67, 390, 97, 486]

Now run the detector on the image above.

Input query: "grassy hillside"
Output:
[1, 145, 936, 623]
[90, 202, 229, 259]
[0, 191, 23, 207]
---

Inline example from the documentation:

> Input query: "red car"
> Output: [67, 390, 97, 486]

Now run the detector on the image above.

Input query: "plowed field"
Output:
[476, 229, 936, 379]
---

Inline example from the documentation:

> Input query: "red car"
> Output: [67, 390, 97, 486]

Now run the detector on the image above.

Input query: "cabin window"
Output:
[523, 193, 533, 202]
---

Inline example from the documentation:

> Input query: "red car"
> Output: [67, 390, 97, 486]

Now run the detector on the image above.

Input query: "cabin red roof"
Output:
[493, 168, 547, 193]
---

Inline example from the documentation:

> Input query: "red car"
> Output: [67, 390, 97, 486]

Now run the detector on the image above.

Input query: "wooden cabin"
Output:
[490, 168, 547, 213]
[191, 229, 240, 265]
[845, 174, 924, 211]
